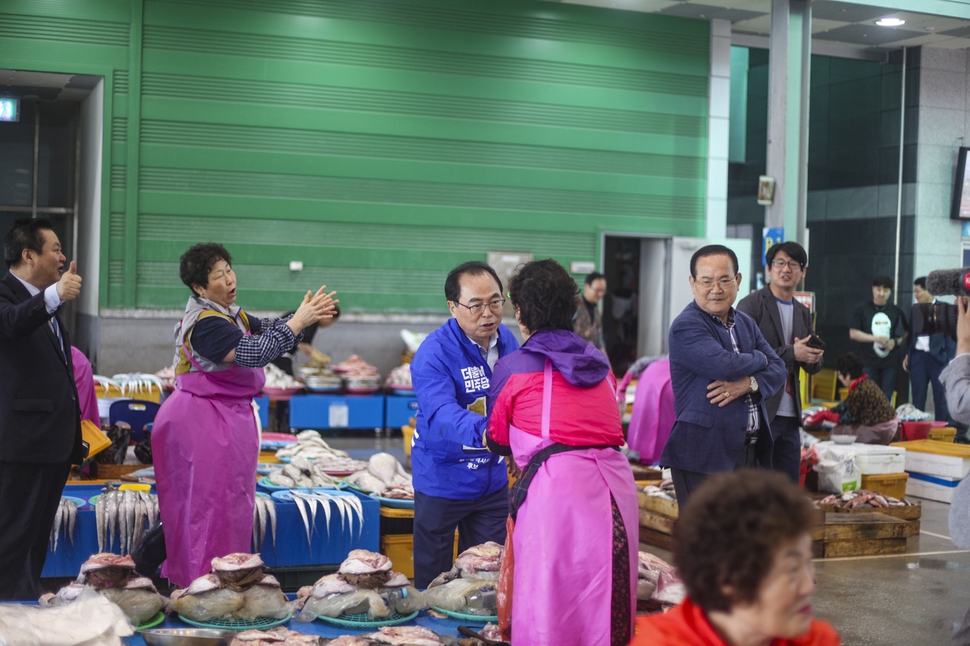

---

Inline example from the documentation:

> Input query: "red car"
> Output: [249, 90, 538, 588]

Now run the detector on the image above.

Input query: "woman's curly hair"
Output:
[180, 243, 232, 296]
[672, 470, 817, 612]
[507, 259, 578, 333]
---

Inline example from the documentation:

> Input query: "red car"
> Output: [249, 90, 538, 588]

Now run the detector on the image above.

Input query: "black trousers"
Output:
[671, 439, 758, 509]
[413, 487, 508, 589]
[0, 460, 71, 600]
[771, 415, 802, 485]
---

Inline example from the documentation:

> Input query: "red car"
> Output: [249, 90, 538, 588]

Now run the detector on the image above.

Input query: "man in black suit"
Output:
[0, 218, 85, 599]
[905, 276, 957, 421]
[737, 241, 823, 483]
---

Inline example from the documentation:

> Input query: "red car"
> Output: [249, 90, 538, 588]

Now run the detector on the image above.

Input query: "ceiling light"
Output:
[875, 17, 905, 27]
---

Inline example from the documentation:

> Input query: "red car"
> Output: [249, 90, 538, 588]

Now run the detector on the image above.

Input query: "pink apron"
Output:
[626, 359, 675, 465]
[508, 360, 638, 646]
[152, 341, 264, 587]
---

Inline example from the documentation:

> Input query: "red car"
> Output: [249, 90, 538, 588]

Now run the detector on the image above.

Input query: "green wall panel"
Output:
[1, 0, 711, 312]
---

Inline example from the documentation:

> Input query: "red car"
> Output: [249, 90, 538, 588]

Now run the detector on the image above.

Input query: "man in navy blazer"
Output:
[0, 218, 85, 599]
[905, 276, 957, 421]
[661, 245, 787, 507]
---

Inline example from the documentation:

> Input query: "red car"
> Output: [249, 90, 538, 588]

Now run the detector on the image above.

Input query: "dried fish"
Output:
[67, 501, 77, 548]
[96, 494, 107, 553]
[106, 490, 119, 552]
[266, 496, 277, 548]
[50, 500, 64, 552]
[292, 494, 311, 548]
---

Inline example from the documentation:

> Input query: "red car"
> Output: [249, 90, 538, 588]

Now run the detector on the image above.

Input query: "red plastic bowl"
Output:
[900, 421, 932, 441]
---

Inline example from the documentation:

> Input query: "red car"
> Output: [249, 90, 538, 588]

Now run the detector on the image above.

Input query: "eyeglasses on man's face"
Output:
[770, 259, 803, 270]
[694, 276, 737, 291]
[454, 298, 506, 316]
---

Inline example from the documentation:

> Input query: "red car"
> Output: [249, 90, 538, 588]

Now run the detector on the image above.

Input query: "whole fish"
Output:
[96, 494, 107, 553]
[67, 501, 77, 548]
[265, 497, 277, 549]
[133, 496, 146, 552]
[255, 496, 268, 552]
[292, 493, 311, 548]
[124, 490, 137, 554]
[118, 492, 129, 555]
[50, 500, 64, 552]
[107, 491, 120, 553]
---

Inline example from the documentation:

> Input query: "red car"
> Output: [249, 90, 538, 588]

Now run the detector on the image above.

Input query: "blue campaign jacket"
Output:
[410, 318, 519, 500]
[660, 301, 787, 475]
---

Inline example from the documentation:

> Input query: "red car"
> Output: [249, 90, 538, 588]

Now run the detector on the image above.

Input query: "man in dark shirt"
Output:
[849, 275, 908, 401]
[573, 271, 605, 350]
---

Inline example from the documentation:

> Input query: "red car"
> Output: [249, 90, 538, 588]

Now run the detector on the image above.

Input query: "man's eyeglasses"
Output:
[454, 298, 506, 316]
[770, 259, 803, 270]
[695, 276, 737, 291]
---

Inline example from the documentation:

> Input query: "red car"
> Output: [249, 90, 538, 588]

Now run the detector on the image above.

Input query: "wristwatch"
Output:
[748, 376, 759, 393]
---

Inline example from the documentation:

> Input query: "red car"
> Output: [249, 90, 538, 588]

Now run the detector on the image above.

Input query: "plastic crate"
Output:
[380, 532, 458, 580]
[929, 427, 957, 443]
[289, 394, 385, 430]
[906, 472, 962, 503]
[892, 440, 970, 478]
[861, 473, 908, 499]
[385, 396, 419, 428]
[380, 505, 414, 535]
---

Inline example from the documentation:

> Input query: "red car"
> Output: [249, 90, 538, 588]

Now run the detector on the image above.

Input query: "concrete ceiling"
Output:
[558, 0, 970, 54]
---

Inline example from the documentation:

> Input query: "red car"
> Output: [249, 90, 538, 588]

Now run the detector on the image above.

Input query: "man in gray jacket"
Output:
[737, 242, 823, 483]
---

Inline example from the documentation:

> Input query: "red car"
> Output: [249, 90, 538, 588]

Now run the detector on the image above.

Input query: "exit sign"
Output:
[0, 98, 18, 122]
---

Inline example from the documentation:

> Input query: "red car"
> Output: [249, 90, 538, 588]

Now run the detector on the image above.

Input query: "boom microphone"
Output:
[926, 268, 970, 298]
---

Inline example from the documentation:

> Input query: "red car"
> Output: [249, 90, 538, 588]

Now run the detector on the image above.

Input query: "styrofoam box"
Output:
[904, 451, 970, 479]
[816, 442, 906, 475]
[906, 471, 963, 503]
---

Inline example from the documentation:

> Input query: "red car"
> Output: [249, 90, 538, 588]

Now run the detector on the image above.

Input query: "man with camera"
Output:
[737, 241, 824, 484]
[905, 277, 956, 421]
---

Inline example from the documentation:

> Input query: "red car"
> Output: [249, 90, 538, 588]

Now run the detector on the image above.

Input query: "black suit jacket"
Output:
[736, 285, 823, 424]
[0, 272, 83, 464]
[908, 303, 957, 366]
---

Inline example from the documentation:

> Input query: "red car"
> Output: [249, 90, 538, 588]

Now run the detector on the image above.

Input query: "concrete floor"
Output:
[326, 434, 970, 645]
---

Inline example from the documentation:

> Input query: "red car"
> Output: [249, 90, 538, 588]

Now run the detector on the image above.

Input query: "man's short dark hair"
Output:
[508, 259, 577, 333]
[672, 470, 816, 614]
[584, 271, 605, 286]
[873, 275, 894, 290]
[444, 261, 503, 303]
[4, 218, 54, 269]
[765, 241, 807, 268]
[180, 243, 232, 296]
[690, 244, 739, 278]
[914, 276, 927, 290]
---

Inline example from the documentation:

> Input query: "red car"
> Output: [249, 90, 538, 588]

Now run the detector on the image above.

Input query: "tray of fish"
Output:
[252, 493, 278, 553]
[270, 490, 365, 548]
[368, 493, 415, 509]
[257, 476, 345, 492]
[48, 497, 80, 553]
[260, 455, 346, 489]
[318, 609, 418, 628]
[93, 487, 160, 556]
[345, 453, 414, 502]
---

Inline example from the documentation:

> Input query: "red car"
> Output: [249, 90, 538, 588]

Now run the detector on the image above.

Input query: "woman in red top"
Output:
[633, 470, 840, 646]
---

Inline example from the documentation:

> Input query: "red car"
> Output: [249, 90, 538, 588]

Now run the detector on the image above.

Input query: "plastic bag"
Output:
[296, 589, 389, 622]
[171, 588, 244, 622]
[814, 448, 861, 494]
[423, 578, 495, 614]
[237, 585, 290, 621]
[100, 587, 166, 626]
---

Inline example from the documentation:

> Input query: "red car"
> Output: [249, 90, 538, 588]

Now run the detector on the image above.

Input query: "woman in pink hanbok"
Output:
[486, 259, 638, 646]
[152, 243, 335, 586]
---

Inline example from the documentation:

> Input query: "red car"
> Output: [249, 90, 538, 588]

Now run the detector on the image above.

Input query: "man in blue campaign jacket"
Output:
[660, 245, 787, 508]
[410, 261, 519, 588]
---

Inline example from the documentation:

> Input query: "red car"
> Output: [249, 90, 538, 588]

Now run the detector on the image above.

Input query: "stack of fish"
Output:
[294, 550, 422, 622]
[327, 626, 445, 646]
[276, 432, 368, 472]
[818, 489, 908, 509]
[288, 490, 364, 548]
[345, 453, 414, 500]
[252, 495, 278, 553]
[48, 497, 78, 552]
[170, 553, 290, 623]
[637, 551, 686, 613]
[266, 455, 343, 489]
[39, 553, 167, 626]
[640, 479, 677, 503]
[95, 487, 160, 556]
[228, 626, 326, 645]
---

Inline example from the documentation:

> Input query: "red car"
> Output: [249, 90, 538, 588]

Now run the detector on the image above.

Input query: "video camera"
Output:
[913, 268, 970, 339]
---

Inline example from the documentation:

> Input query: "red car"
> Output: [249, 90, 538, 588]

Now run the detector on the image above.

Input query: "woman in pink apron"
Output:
[152, 243, 336, 587]
[621, 357, 675, 465]
[486, 260, 638, 646]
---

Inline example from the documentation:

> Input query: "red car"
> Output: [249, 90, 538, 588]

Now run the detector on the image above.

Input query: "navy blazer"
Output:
[661, 301, 788, 474]
[908, 303, 956, 365]
[0, 272, 83, 464]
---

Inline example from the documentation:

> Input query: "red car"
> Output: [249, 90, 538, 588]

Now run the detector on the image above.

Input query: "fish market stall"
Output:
[44, 484, 380, 579]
